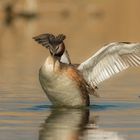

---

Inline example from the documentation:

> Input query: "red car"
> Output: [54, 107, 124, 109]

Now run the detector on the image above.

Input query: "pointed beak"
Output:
[49, 45, 57, 56]
[49, 45, 57, 71]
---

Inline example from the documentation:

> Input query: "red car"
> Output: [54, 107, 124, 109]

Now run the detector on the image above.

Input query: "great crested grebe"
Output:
[33, 33, 140, 107]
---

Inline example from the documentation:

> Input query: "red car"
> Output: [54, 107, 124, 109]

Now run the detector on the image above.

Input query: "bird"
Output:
[33, 33, 140, 107]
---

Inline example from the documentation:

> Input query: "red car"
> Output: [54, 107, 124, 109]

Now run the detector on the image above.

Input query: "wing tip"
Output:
[33, 33, 66, 48]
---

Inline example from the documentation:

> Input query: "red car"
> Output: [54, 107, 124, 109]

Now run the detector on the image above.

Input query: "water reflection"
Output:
[39, 108, 125, 140]
[39, 108, 89, 140]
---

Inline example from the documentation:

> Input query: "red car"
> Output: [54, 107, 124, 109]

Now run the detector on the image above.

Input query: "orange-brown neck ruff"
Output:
[63, 67, 90, 106]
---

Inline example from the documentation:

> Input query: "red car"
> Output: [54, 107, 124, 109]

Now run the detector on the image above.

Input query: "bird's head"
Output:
[33, 33, 66, 59]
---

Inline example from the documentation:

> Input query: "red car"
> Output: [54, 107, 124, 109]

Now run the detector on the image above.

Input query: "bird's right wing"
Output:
[33, 33, 55, 48]
[78, 42, 140, 87]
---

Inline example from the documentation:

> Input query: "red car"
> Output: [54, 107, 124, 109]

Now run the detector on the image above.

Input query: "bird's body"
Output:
[39, 55, 90, 107]
[33, 33, 140, 107]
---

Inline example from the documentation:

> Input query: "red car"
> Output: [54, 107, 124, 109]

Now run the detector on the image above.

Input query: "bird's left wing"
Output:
[60, 50, 71, 64]
[33, 33, 71, 64]
[78, 42, 140, 87]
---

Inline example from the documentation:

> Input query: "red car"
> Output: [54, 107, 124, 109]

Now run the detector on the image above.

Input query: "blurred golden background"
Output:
[0, 0, 140, 101]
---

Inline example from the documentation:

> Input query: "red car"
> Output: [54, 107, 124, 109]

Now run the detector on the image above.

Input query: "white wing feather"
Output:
[78, 42, 140, 86]
[60, 50, 71, 64]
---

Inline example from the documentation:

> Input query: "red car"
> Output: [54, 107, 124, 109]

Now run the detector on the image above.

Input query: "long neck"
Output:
[44, 55, 61, 72]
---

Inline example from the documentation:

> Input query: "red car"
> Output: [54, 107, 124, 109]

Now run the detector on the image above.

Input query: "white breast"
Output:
[39, 57, 85, 107]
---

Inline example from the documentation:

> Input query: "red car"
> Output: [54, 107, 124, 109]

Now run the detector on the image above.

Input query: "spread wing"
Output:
[33, 33, 55, 48]
[33, 33, 71, 64]
[78, 42, 140, 86]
